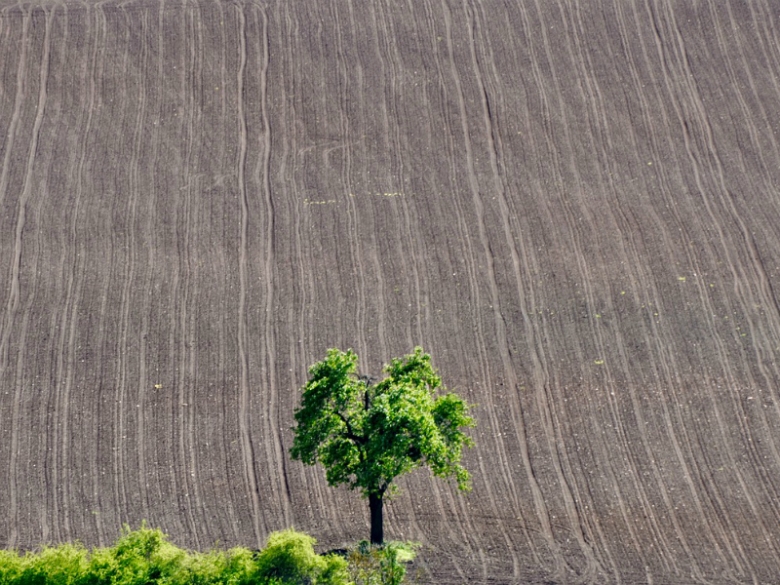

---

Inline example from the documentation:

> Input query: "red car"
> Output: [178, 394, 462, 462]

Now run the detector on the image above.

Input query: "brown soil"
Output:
[1, 1, 780, 583]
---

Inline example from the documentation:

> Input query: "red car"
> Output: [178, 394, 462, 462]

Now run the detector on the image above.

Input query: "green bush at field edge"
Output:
[0, 525, 417, 585]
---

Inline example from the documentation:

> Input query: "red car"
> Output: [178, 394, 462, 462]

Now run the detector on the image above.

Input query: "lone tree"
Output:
[291, 347, 475, 545]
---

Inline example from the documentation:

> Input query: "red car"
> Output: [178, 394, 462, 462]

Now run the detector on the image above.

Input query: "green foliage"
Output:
[0, 543, 90, 585]
[291, 347, 475, 500]
[0, 551, 21, 584]
[104, 523, 185, 585]
[254, 529, 347, 585]
[347, 541, 419, 585]
[187, 547, 258, 585]
[0, 527, 349, 585]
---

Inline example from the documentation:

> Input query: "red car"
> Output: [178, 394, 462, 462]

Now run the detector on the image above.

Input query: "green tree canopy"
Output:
[291, 347, 475, 544]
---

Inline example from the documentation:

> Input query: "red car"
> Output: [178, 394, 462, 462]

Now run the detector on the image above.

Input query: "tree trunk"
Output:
[369, 492, 384, 545]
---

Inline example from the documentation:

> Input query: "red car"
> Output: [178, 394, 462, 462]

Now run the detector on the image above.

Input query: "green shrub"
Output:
[0, 550, 23, 584]
[346, 541, 418, 585]
[0, 543, 90, 585]
[317, 553, 349, 585]
[113, 525, 175, 584]
[182, 547, 257, 585]
[0, 526, 404, 585]
[255, 529, 348, 585]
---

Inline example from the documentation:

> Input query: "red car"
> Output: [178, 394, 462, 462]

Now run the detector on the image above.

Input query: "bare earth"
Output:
[2, 1, 780, 583]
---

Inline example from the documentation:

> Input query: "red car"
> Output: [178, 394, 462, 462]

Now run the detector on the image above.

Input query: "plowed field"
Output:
[2, 1, 780, 583]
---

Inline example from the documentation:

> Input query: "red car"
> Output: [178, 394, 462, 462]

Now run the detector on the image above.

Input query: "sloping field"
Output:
[2, 1, 780, 582]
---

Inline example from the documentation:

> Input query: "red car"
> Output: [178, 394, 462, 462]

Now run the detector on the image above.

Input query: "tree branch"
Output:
[358, 374, 375, 412]
[335, 411, 366, 446]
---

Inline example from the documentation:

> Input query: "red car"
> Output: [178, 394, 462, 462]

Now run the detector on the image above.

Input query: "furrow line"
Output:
[705, 2, 780, 392]
[0, 10, 28, 215]
[9, 301, 32, 549]
[135, 0, 163, 527]
[430, 1, 504, 572]
[258, 3, 293, 529]
[234, 3, 263, 545]
[375, 0, 429, 542]
[259, 1, 300, 526]
[284, 2, 316, 400]
[0, 7, 30, 549]
[634, 172, 728, 581]
[659, 2, 780, 537]
[84, 1, 111, 546]
[516, 9, 622, 575]
[291, 3, 334, 534]
[628, 74, 734, 563]
[341, 12, 370, 366]
[323, 0, 358, 540]
[629, 4, 751, 574]
[111, 3, 136, 529]
[345, 196, 370, 362]
[519, 1, 606, 577]
[582, 3, 726, 577]
[656, 304, 752, 576]
[464, 1, 550, 577]
[645, 280, 729, 580]
[396, 0, 477, 569]
[172, 0, 190, 539]
[409, 0, 442, 350]
[367, 1, 394, 365]
[487, 1, 579, 575]
[564, 3, 658, 573]
[11, 5, 52, 545]
[218, 304, 241, 543]
[514, 9, 588, 573]
[556, 265, 651, 569]
[28, 5, 69, 544]
[179, 0, 204, 544]
[636, 324, 706, 578]
[448, 0, 552, 574]
[0, 9, 30, 358]
[329, 0, 356, 346]
[752, 0, 780, 104]
[213, 0, 242, 543]
[609, 16, 736, 568]
[598, 206, 687, 573]
[548, 2, 689, 577]
[186, 0, 209, 537]
[723, 1, 780, 164]
[640, 0, 748, 311]
[483, 5, 565, 564]
[0, 3, 9, 67]
[703, 3, 776, 186]
[0, 9, 13, 199]
[9, 6, 62, 547]
[272, 3, 302, 463]
[388, 0, 427, 348]
[278, 1, 313, 456]
[420, 467, 469, 583]
[157, 0, 184, 540]
[144, 0, 168, 523]
[675, 13, 780, 532]
[118, 1, 151, 525]
[671, 212, 780, 562]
